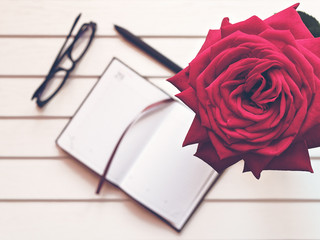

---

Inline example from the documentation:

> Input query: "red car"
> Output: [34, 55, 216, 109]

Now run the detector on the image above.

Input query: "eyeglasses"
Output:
[32, 14, 97, 107]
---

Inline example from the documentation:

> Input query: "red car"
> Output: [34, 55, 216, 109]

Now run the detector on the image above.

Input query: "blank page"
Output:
[57, 58, 169, 182]
[120, 102, 218, 230]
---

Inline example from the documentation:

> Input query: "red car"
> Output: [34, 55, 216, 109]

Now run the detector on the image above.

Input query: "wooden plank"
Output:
[0, 119, 68, 157]
[0, 78, 97, 117]
[0, 158, 319, 200]
[0, 200, 319, 239]
[209, 160, 320, 199]
[0, 77, 177, 117]
[0, 158, 127, 200]
[0, 37, 204, 76]
[0, 0, 312, 36]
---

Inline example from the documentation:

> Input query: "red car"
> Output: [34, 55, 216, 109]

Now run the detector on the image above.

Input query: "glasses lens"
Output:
[38, 69, 67, 102]
[71, 24, 94, 61]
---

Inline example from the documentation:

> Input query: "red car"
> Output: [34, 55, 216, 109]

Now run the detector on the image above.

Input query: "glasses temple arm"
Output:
[50, 13, 82, 71]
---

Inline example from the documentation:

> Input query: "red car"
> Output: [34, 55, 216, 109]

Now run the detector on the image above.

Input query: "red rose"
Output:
[168, 4, 320, 178]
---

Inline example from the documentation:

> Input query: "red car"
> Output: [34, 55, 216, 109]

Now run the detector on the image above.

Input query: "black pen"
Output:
[114, 25, 183, 74]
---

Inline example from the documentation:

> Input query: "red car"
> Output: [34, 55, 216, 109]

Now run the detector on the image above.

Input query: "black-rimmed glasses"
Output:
[32, 14, 97, 107]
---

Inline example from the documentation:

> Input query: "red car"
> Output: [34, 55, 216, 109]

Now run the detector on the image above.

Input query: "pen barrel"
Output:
[115, 25, 183, 73]
[133, 38, 183, 73]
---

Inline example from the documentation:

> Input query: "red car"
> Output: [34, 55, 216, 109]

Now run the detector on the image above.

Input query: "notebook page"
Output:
[119, 102, 218, 230]
[57, 58, 169, 182]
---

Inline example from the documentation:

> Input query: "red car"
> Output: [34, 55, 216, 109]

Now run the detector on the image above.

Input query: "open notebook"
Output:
[56, 58, 220, 231]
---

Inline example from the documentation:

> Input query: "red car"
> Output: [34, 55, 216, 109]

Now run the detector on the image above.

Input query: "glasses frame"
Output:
[32, 14, 97, 108]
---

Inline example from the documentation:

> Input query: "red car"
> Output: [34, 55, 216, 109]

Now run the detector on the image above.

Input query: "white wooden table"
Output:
[1, 0, 320, 239]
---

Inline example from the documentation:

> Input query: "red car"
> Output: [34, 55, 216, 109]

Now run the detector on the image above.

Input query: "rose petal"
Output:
[304, 124, 320, 148]
[207, 131, 240, 159]
[176, 87, 199, 114]
[283, 45, 315, 96]
[198, 101, 211, 128]
[243, 153, 273, 179]
[206, 105, 230, 144]
[264, 3, 313, 39]
[265, 140, 313, 172]
[167, 66, 190, 91]
[259, 29, 299, 51]
[297, 41, 320, 79]
[183, 117, 209, 146]
[194, 141, 240, 173]
[297, 38, 320, 59]
[221, 16, 269, 38]
[298, 80, 320, 135]
[188, 51, 212, 90]
[190, 30, 273, 90]
[256, 135, 294, 156]
[197, 30, 222, 55]
[221, 17, 231, 28]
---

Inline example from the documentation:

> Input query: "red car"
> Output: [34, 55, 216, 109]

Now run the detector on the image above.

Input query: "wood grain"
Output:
[0, 201, 319, 239]
[1, 0, 315, 36]
[0, 38, 203, 76]
[0, 158, 319, 200]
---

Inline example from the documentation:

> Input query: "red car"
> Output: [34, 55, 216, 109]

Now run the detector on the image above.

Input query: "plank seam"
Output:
[0, 75, 171, 79]
[0, 199, 319, 203]
[0, 35, 206, 39]
[0, 116, 71, 120]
